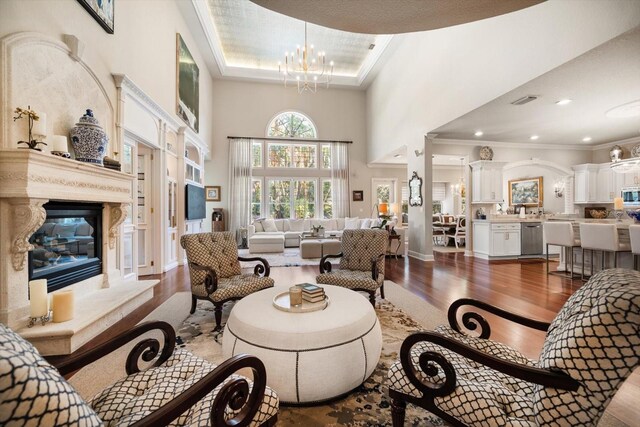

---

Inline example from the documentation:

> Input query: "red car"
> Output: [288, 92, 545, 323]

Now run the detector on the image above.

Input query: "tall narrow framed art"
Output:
[176, 34, 199, 133]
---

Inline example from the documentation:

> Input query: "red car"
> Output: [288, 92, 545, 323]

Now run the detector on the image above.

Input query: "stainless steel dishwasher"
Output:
[521, 222, 543, 255]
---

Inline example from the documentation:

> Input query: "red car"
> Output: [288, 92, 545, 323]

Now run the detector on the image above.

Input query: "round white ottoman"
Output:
[222, 285, 382, 404]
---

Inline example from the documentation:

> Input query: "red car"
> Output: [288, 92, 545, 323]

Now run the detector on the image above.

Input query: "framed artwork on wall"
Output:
[205, 186, 221, 202]
[352, 190, 363, 201]
[509, 177, 543, 206]
[77, 0, 114, 34]
[176, 34, 199, 133]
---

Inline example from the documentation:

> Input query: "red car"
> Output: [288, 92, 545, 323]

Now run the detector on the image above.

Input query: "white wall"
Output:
[206, 79, 406, 228]
[0, 0, 215, 146]
[366, 0, 640, 163]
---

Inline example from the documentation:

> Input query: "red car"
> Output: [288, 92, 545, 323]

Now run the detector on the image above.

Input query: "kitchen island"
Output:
[472, 216, 635, 272]
[472, 217, 546, 260]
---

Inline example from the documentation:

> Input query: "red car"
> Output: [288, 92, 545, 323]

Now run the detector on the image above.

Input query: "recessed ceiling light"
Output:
[530, 135, 539, 140]
[474, 131, 483, 137]
[393, 154, 401, 158]
[582, 137, 592, 142]
[556, 99, 572, 106]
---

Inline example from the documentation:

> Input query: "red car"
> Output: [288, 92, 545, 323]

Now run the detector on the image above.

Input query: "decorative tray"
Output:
[272, 291, 329, 313]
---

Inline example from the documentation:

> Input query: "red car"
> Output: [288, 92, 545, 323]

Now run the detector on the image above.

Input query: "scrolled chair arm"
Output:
[54, 321, 176, 377]
[129, 354, 269, 427]
[371, 253, 385, 281]
[319, 253, 343, 274]
[447, 298, 551, 339]
[400, 331, 580, 399]
[189, 261, 219, 294]
[238, 256, 271, 277]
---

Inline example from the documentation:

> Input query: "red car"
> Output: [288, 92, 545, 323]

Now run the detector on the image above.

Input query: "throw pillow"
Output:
[262, 218, 278, 233]
[321, 219, 337, 231]
[344, 217, 360, 229]
[288, 219, 305, 232]
[360, 218, 371, 229]
[0, 324, 102, 426]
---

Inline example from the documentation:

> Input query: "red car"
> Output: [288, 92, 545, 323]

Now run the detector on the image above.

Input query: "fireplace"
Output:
[28, 202, 102, 292]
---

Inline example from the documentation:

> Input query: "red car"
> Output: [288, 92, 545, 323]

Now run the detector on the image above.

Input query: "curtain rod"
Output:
[228, 136, 352, 144]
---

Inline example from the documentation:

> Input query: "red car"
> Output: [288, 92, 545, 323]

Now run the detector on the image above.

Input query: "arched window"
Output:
[267, 111, 317, 138]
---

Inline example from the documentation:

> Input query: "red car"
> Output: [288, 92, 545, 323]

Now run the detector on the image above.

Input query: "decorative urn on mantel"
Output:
[70, 109, 108, 166]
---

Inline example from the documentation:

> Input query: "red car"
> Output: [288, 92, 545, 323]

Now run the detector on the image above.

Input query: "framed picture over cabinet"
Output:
[509, 177, 543, 206]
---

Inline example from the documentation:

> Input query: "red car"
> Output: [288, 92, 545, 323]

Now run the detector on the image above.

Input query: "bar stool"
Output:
[630, 224, 640, 270]
[579, 223, 631, 280]
[543, 221, 581, 278]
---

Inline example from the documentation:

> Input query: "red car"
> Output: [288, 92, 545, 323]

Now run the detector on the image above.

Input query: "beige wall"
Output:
[0, 0, 215, 145]
[205, 79, 406, 228]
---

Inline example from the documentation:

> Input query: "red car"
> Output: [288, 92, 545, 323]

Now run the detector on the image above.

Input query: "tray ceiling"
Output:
[194, 0, 393, 87]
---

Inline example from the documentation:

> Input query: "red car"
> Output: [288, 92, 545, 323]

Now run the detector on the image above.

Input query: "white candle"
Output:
[29, 279, 48, 318]
[50, 135, 68, 152]
[614, 197, 624, 210]
[52, 290, 74, 323]
[32, 112, 47, 136]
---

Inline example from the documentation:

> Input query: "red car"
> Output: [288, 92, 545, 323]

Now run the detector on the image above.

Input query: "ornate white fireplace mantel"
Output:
[0, 149, 156, 355]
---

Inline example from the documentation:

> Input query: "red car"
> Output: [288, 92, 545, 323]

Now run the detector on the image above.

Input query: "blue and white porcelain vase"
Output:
[70, 109, 108, 166]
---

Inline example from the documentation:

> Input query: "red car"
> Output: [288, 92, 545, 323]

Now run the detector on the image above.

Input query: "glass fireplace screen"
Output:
[29, 202, 102, 292]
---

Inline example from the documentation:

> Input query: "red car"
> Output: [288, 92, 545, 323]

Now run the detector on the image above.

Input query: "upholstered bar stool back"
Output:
[579, 223, 630, 279]
[543, 221, 580, 278]
[629, 224, 640, 270]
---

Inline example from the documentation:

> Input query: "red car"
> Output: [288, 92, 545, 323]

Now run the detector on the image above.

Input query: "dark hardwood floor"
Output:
[55, 252, 637, 425]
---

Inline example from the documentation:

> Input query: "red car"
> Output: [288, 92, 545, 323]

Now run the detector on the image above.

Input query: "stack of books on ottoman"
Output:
[297, 283, 326, 303]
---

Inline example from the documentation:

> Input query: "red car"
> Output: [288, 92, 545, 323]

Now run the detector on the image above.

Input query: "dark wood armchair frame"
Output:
[389, 298, 580, 427]
[54, 321, 276, 427]
[319, 252, 386, 305]
[188, 256, 270, 330]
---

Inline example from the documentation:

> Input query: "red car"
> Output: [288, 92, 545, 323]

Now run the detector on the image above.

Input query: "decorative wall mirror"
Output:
[409, 171, 423, 206]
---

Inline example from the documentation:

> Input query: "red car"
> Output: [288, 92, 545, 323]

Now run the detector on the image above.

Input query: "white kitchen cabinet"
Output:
[573, 164, 598, 203]
[473, 222, 521, 258]
[490, 223, 521, 256]
[472, 222, 490, 255]
[470, 161, 505, 203]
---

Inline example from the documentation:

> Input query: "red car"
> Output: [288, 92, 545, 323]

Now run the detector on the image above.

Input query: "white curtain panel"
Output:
[330, 142, 350, 218]
[228, 138, 253, 242]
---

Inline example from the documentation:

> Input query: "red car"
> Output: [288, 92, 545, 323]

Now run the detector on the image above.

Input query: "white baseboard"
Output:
[408, 250, 434, 262]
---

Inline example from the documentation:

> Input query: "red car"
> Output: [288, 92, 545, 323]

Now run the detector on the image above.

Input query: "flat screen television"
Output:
[185, 184, 206, 220]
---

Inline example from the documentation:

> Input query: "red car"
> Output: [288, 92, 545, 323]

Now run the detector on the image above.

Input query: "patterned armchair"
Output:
[316, 229, 388, 305]
[387, 268, 640, 426]
[0, 321, 279, 426]
[181, 232, 274, 330]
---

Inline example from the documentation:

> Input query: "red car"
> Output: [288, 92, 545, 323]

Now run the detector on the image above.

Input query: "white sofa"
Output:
[248, 217, 405, 252]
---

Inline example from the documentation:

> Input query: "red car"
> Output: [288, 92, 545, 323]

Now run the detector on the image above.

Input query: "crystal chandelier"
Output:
[278, 22, 334, 94]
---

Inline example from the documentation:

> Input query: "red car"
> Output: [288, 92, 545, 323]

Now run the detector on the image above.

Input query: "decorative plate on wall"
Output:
[479, 146, 494, 160]
[631, 144, 640, 158]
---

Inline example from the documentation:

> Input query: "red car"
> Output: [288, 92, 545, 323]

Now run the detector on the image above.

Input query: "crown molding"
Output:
[192, 0, 226, 76]
[432, 138, 593, 151]
[591, 135, 640, 151]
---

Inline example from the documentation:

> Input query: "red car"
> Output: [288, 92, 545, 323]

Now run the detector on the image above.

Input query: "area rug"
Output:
[175, 281, 448, 426]
[238, 247, 320, 267]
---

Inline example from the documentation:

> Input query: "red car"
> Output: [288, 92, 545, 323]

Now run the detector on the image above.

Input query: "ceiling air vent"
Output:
[511, 95, 538, 106]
